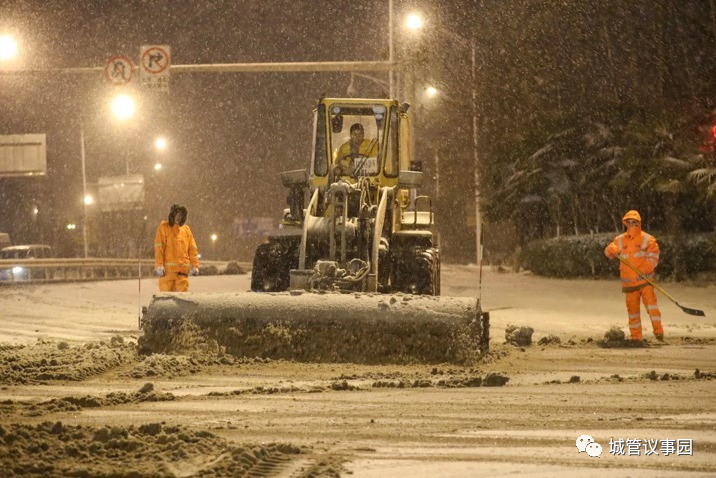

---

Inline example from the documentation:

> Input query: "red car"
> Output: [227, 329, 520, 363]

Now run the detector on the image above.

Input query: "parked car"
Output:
[0, 244, 53, 281]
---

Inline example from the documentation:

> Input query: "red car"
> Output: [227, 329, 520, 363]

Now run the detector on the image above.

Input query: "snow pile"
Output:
[505, 325, 534, 346]
[21, 384, 177, 418]
[0, 338, 137, 385]
[140, 291, 485, 364]
[0, 422, 307, 477]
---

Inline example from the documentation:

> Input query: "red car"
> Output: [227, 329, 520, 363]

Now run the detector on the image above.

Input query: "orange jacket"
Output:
[154, 220, 199, 274]
[604, 211, 660, 292]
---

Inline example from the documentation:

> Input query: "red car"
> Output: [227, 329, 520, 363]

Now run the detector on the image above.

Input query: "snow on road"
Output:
[1, 265, 714, 345]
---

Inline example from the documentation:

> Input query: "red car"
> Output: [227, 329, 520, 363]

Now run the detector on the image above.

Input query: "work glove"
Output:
[190, 267, 199, 276]
[155, 266, 165, 277]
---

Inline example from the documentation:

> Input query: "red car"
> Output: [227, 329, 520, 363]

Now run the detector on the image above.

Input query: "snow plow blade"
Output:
[139, 291, 487, 364]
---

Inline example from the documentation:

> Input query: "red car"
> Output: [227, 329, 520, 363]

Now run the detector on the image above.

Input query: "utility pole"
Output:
[389, 0, 395, 98]
[471, 34, 482, 265]
[80, 125, 89, 259]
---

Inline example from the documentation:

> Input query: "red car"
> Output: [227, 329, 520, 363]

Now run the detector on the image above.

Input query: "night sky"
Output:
[3, 1, 713, 262]
[0, 0, 423, 259]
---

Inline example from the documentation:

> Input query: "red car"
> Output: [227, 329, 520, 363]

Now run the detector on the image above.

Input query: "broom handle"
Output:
[617, 256, 678, 304]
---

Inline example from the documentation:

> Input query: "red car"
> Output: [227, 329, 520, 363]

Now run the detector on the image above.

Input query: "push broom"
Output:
[618, 256, 705, 317]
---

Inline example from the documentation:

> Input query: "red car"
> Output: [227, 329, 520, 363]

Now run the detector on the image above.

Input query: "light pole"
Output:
[468, 34, 481, 266]
[388, 0, 394, 98]
[80, 125, 89, 258]
[78, 93, 138, 257]
[79, 126, 98, 258]
[403, 12, 426, 209]
[410, 16, 482, 265]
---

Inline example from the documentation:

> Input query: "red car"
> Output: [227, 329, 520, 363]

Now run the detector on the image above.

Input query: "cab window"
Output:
[328, 104, 386, 176]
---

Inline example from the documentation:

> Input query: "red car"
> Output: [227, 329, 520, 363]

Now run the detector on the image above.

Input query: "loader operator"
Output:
[154, 204, 200, 292]
[604, 210, 664, 343]
[336, 123, 378, 171]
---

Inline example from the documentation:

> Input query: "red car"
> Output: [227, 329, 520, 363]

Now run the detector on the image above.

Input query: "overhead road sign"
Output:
[0, 134, 47, 177]
[104, 55, 134, 85]
[97, 174, 145, 212]
[140, 45, 170, 92]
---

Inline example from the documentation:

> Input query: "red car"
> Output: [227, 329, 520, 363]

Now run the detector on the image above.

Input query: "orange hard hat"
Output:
[622, 210, 642, 225]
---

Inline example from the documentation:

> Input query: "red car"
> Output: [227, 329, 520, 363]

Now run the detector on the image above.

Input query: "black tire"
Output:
[390, 247, 439, 296]
[250, 243, 272, 291]
[250, 241, 297, 292]
[413, 248, 438, 295]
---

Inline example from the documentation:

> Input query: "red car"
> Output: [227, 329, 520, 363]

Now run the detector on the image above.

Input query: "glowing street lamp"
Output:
[154, 136, 168, 151]
[110, 93, 136, 120]
[154, 163, 162, 171]
[425, 85, 438, 98]
[0, 35, 18, 61]
[211, 233, 218, 258]
[405, 13, 424, 31]
[83, 194, 94, 206]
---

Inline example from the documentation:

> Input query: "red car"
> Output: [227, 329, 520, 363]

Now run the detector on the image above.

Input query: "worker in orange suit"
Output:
[604, 210, 664, 342]
[154, 204, 200, 292]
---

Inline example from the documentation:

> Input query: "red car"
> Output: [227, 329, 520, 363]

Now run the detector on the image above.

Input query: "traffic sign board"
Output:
[140, 45, 170, 92]
[141, 45, 170, 74]
[104, 55, 134, 85]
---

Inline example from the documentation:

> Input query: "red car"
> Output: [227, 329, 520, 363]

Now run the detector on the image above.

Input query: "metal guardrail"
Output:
[0, 258, 252, 284]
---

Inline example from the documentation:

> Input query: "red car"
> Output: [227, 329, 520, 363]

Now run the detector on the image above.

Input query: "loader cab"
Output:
[310, 99, 401, 189]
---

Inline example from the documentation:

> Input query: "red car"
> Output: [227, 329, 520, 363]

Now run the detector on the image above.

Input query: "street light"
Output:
[0, 35, 18, 61]
[410, 15, 483, 265]
[153, 135, 167, 171]
[405, 13, 424, 31]
[110, 93, 136, 121]
[402, 12, 425, 209]
[78, 93, 138, 257]
[211, 233, 218, 259]
[109, 93, 137, 175]
[154, 136, 168, 151]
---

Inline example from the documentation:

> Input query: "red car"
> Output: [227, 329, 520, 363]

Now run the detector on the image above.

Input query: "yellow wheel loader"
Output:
[140, 97, 489, 364]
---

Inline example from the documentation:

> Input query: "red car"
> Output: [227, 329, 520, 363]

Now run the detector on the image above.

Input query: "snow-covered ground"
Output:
[1, 265, 715, 477]
[1, 265, 714, 345]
